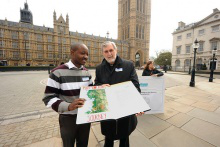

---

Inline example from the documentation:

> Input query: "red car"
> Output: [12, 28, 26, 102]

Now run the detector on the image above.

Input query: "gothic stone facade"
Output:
[0, 1, 151, 67]
[172, 8, 220, 71]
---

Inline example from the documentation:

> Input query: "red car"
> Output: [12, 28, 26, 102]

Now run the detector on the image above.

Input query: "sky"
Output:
[0, 0, 220, 57]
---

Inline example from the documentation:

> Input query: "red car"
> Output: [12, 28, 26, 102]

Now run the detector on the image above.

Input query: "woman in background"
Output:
[142, 61, 164, 77]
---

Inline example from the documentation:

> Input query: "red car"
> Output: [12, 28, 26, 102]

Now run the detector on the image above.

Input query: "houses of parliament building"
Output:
[0, 0, 151, 67]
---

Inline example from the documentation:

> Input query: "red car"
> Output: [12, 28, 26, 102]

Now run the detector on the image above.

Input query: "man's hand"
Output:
[136, 112, 145, 116]
[68, 98, 86, 111]
[151, 74, 157, 77]
[102, 84, 111, 87]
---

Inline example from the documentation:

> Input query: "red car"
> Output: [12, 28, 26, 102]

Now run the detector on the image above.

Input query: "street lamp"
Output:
[209, 47, 217, 82]
[189, 39, 199, 87]
[165, 59, 168, 73]
[106, 31, 109, 40]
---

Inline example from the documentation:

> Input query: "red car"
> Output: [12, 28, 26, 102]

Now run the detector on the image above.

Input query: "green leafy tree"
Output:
[154, 51, 172, 66]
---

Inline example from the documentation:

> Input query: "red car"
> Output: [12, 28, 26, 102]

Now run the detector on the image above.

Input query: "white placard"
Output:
[76, 81, 151, 124]
[139, 76, 165, 114]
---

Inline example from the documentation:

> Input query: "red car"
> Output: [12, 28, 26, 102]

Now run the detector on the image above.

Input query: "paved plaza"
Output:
[0, 70, 220, 147]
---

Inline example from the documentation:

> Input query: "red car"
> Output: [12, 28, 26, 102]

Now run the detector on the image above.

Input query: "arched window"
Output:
[175, 60, 180, 67]
[136, 25, 139, 38]
[139, 25, 142, 39]
[137, 0, 139, 11]
[184, 59, 190, 67]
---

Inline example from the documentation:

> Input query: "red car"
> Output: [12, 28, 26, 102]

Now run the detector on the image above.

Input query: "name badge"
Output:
[82, 77, 89, 81]
[115, 68, 123, 72]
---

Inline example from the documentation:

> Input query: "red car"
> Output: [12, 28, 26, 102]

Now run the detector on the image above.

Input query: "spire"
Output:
[66, 13, 69, 24]
[53, 10, 57, 21]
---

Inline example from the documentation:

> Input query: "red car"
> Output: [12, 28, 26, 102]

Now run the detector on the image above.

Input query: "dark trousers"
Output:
[59, 114, 91, 147]
[104, 137, 129, 147]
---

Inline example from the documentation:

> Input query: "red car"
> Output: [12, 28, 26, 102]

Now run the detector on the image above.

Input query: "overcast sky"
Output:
[0, 0, 220, 57]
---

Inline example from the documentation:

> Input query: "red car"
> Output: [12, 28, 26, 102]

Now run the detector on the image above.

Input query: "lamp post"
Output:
[189, 39, 199, 87]
[209, 47, 217, 82]
[106, 31, 109, 41]
[165, 59, 168, 73]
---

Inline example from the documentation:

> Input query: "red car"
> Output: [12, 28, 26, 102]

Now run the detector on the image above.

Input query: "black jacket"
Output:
[95, 56, 140, 139]
[142, 68, 164, 76]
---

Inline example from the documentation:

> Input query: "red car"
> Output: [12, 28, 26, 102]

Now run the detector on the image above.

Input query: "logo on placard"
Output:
[140, 83, 148, 87]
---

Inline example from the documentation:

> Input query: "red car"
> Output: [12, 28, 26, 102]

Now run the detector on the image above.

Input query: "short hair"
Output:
[101, 41, 117, 50]
[70, 43, 87, 51]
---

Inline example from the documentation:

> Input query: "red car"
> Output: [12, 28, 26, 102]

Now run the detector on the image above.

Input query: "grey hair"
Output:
[101, 41, 117, 50]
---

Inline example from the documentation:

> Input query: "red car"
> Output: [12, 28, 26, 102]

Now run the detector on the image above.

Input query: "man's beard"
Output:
[105, 57, 116, 64]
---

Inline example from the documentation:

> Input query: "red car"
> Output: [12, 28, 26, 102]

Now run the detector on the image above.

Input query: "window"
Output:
[185, 45, 190, 53]
[25, 42, 30, 49]
[47, 35, 52, 42]
[185, 59, 190, 67]
[186, 33, 191, 38]
[211, 41, 218, 50]
[12, 31, 18, 39]
[24, 32, 29, 40]
[123, 47, 128, 58]
[37, 34, 42, 41]
[71, 39, 77, 45]
[177, 35, 182, 40]
[139, 25, 141, 39]
[125, 1, 128, 14]
[199, 29, 205, 35]
[140, 0, 142, 12]
[143, 0, 145, 14]
[48, 45, 53, 51]
[37, 44, 43, 50]
[175, 60, 180, 67]
[48, 53, 53, 59]
[198, 42, 204, 51]
[13, 51, 19, 58]
[128, 0, 130, 12]
[37, 53, 43, 59]
[177, 46, 181, 54]
[58, 45, 62, 53]
[128, 26, 130, 39]
[0, 29, 4, 37]
[26, 52, 31, 59]
[0, 40, 5, 47]
[12, 41, 18, 49]
[212, 25, 219, 32]
[142, 26, 144, 39]
[137, 0, 139, 11]
[87, 41, 91, 47]
[0, 50, 4, 58]
[58, 37, 61, 44]
[63, 38, 66, 44]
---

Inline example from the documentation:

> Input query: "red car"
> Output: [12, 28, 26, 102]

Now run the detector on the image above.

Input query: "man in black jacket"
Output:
[95, 41, 143, 147]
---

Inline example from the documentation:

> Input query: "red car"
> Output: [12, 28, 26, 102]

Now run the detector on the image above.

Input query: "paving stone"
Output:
[187, 108, 220, 126]
[137, 115, 171, 138]
[24, 137, 62, 147]
[1, 115, 41, 125]
[91, 123, 105, 142]
[165, 101, 194, 113]
[130, 129, 157, 147]
[154, 107, 179, 120]
[166, 113, 193, 127]
[182, 118, 220, 147]
[88, 129, 99, 147]
[41, 111, 58, 118]
[150, 126, 214, 147]
[191, 102, 219, 112]
[174, 98, 197, 105]
[210, 99, 220, 106]
[215, 107, 220, 114]
[183, 95, 212, 103]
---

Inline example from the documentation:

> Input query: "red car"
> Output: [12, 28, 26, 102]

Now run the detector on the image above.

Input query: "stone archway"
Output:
[135, 52, 140, 67]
